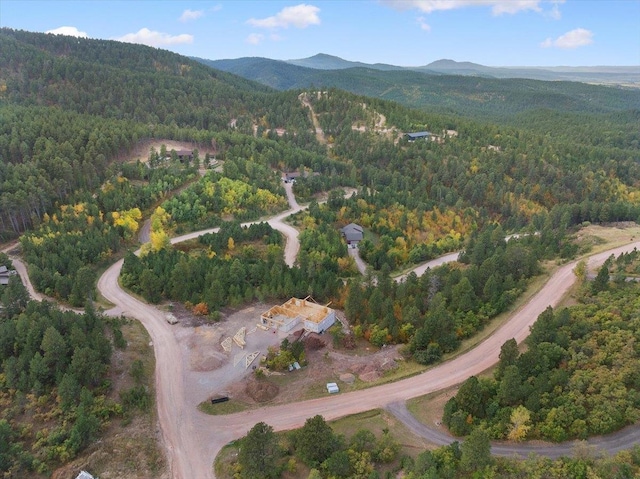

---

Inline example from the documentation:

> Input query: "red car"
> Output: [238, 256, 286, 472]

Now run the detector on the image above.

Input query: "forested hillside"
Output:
[2, 27, 640, 476]
[198, 56, 640, 121]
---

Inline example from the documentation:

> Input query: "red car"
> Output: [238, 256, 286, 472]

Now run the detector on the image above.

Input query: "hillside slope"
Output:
[198, 56, 640, 120]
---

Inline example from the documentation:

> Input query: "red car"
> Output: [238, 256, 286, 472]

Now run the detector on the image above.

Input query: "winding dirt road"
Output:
[101, 206, 640, 479]
[8, 193, 640, 477]
[386, 401, 640, 459]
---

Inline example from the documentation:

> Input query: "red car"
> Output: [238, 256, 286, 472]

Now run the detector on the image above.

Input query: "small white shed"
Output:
[326, 382, 339, 394]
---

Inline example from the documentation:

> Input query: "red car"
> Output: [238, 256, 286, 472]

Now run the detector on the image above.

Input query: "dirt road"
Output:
[95, 214, 640, 479]
[12, 196, 640, 478]
[348, 247, 368, 275]
[385, 401, 640, 459]
[299, 92, 327, 146]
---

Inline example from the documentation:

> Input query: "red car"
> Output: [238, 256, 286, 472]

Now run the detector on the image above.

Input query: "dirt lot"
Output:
[125, 139, 219, 164]
[166, 301, 406, 410]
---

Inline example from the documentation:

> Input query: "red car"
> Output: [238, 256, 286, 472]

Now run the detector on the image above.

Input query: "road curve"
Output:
[196, 242, 640, 475]
[385, 401, 640, 459]
[101, 227, 640, 478]
[10, 188, 636, 478]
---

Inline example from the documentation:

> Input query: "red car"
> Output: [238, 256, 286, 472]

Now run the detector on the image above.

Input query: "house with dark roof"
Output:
[0, 265, 16, 286]
[170, 149, 194, 162]
[340, 223, 364, 247]
[406, 131, 431, 142]
[282, 170, 320, 183]
[283, 172, 302, 183]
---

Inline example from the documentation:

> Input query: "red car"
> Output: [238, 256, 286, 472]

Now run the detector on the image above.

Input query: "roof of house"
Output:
[406, 131, 431, 139]
[173, 149, 193, 157]
[0, 265, 11, 285]
[76, 472, 95, 479]
[340, 223, 364, 242]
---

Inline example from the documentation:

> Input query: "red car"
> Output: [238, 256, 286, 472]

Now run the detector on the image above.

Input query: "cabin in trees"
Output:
[405, 131, 431, 142]
[283, 171, 302, 183]
[282, 170, 319, 183]
[260, 297, 336, 333]
[0, 265, 16, 286]
[172, 149, 194, 162]
[340, 223, 364, 248]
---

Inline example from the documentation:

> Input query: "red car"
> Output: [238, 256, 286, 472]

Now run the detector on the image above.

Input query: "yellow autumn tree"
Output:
[113, 207, 142, 239]
[507, 405, 531, 441]
[149, 229, 170, 252]
[141, 206, 172, 254]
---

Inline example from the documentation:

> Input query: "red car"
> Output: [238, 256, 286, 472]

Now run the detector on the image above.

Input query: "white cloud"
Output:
[541, 28, 594, 49]
[382, 0, 542, 15]
[247, 4, 320, 29]
[46, 26, 88, 38]
[210, 4, 222, 12]
[547, 0, 564, 20]
[179, 9, 204, 22]
[417, 16, 431, 31]
[115, 28, 193, 47]
[246, 33, 265, 45]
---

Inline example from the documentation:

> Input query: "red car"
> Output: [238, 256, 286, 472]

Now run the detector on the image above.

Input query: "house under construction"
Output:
[260, 297, 336, 333]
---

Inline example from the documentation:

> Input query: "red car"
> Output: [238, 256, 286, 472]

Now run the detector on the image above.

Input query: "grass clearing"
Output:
[198, 399, 249, 415]
[329, 409, 429, 455]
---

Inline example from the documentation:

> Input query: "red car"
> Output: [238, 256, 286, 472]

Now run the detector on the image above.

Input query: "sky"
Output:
[1, 0, 639, 67]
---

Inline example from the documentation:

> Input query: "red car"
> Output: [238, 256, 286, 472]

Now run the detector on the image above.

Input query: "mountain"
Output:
[194, 55, 640, 121]
[420, 59, 640, 85]
[194, 56, 319, 90]
[287, 53, 401, 71]
[0, 28, 278, 130]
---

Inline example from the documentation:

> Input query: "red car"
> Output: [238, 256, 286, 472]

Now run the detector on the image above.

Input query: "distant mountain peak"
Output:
[286, 53, 401, 72]
[286, 53, 358, 70]
[426, 59, 486, 70]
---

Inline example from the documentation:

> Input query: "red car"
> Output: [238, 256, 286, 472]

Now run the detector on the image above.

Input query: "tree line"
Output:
[443, 251, 640, 442]
[0, 267, 125, 474]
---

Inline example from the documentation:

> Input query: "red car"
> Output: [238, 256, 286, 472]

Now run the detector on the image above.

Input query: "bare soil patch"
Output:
[226, 329, 406, 407]
[124, 139, 218, 164]
[245, 379, 280, 402]
[172, 300, 409, 411]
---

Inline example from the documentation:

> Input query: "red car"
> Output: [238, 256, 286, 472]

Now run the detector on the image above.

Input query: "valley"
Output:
[1, 26, 640, 479]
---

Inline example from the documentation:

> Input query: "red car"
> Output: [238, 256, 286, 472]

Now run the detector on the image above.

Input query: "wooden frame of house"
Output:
[260, 297, 336, 333]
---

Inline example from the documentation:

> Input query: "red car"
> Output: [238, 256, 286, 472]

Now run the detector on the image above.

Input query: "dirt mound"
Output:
[340, 373, 355, 384]
[190, 351, 226, 372]
[304, 334, 326, 350]
[341, 333, 356, 349]
[246, 379, 279, 403]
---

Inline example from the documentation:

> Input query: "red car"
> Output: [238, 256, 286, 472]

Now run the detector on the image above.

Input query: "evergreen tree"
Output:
[294, 415, 341, 468]
[238, 422, 281, 479]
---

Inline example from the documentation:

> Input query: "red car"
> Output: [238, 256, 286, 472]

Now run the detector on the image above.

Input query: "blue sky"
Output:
[1, 1, 639, 66]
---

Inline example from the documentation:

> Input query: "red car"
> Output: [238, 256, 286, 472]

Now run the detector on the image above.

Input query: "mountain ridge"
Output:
[203, 53, 640, 86]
